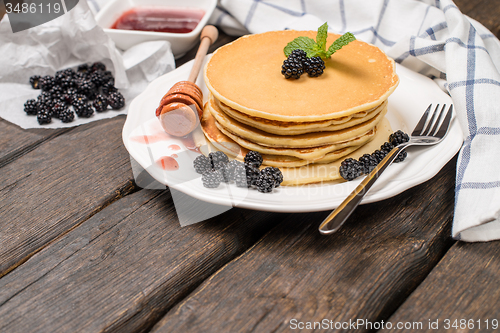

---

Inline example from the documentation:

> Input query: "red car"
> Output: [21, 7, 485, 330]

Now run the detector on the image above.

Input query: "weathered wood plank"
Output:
[382, 241, 500, 332]
[0, 117, 135, 278]
[0, 188, 288, 333]
[150, 158, 457, 333]
[454, 0, 500, 38]
[0, 118, 70, 168]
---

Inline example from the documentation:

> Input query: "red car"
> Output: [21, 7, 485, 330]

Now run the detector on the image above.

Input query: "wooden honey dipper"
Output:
[156, 25, 219, 137]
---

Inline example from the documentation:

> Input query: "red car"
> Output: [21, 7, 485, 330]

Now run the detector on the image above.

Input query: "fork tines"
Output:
[414, 104, 453, 137]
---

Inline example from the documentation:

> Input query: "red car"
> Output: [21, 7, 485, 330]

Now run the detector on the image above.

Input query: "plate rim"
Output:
[123, 58, 463, 213]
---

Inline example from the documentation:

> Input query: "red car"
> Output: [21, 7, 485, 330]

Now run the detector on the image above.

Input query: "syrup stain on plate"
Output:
[130, 132, 200, 153]
[156, 156, 179, 170]
[130, 129, 203, 171]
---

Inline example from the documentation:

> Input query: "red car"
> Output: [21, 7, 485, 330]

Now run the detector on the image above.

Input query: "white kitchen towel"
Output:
[204, 0, 500, 242]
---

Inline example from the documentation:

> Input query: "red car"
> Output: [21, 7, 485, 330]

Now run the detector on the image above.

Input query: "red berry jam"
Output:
[111, 7, 205, 34]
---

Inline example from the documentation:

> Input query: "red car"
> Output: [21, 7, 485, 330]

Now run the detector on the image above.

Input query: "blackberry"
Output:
[78, 80, 97, 99]
[93, 94, 109, 112]
[380, 142, 394, 153]
[51, 102, 67, 119]
[102, 82, 118, 95]
[339, 158, 363, 181]
[103, 76, 115, 87]
[77, 63, 90, 73]
[102, 71, 114, 85]
[37, 93, 52, 110]
[281, 56, 304, 79]
[54, 71, 67, 85]
[73, 100, 94, 118]
[62, 68, 75, 78]
[59, 109, 75, 123]
[29, 75, 41, 89]
[193, 155, 212, 174]
[303, 56, 325, 77]
[37, 90, 52, 101]
[221, 160, 243, 182]
[359, 153, 378, 174]
[244, 151, 263, 168]
[24, 99, 38, 115]
[220, 165, 231, 183]
[201, 169, 223, 188]
[37, 109, 51, 125]
[234, 164, 250, 188]
[371, 149, 387, 163]
[108, 92, 125, 109]
[90, 71, 106, 87]
[63, 88, 78, 104]
[59, 76, 76, 89]
[389, 130, 410, 146]
[261, 167, 283, 187]
[209, 151, 229, 170]
[394, 150, 407, 163]
[40, 75, 55, 91]
[289, 49, 307, 63]
[49, 85, 64, 100]
[72, 94, 88, 104]
[74, 71, 89, 82]
[91, 62, 106, 72]
[255, 173, 275, 193]
[244, 164, 260, 186]
[42, 98, 59, 116]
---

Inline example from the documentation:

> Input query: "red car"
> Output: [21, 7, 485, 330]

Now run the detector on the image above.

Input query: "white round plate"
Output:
[122, 56, 463, 213]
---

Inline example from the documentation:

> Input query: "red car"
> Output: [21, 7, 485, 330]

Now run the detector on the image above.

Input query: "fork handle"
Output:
[318, 145, 407, 235]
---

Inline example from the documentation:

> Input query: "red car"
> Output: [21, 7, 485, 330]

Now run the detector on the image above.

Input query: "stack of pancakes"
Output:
[201, 30, 399, 185]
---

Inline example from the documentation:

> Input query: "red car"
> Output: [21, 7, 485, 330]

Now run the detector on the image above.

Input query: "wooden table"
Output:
[1, 1, 500, 332]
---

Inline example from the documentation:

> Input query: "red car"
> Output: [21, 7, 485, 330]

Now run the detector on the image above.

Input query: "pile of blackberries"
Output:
[281, 49, 326, 79]
[339, 130, 410, 181]
[193, 150, 283, 193]
[24, 62, 125, 125]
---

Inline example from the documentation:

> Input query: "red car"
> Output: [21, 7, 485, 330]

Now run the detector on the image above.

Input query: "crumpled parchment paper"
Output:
[0, 0, 175, 129]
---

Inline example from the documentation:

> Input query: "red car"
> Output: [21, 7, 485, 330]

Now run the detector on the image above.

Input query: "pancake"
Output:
[215, 96, 386, 135]
[280, 118, 392, 185]
[217, 123, 376, 161]
[200, 102, 394, 180]
[204, 30, 399, 122]
[208, 95, 387, 148]
[201, 106, 372, 168]
[206, 133, 360, 168]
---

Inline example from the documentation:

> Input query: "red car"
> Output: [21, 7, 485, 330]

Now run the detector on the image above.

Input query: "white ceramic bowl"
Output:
[95, 0, 217, 58]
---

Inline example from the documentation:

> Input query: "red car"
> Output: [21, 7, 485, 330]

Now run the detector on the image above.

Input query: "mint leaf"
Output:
[283, 26, 356, 60]
[310, 43, 328, 58]
[284, 36, 316, 57]
[316, 22, 328, 52]
[326, 32, 356, 58]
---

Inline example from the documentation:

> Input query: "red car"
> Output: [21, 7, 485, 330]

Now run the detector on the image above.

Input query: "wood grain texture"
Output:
[0, 117, 135, 278]
[454, 0, 500, 38]
[0, 118, 70, 168]
[0, 189, 288, 333]
[0, 1, 5, 23]
[150, 157, 457, 333]
[382, 241, 500, 332]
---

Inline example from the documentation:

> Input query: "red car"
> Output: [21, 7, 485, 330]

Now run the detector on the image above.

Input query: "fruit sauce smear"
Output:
[111, 7, 205, 34]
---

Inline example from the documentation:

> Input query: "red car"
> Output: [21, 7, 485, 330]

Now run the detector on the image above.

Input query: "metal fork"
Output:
[318, 104, 454, 235]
